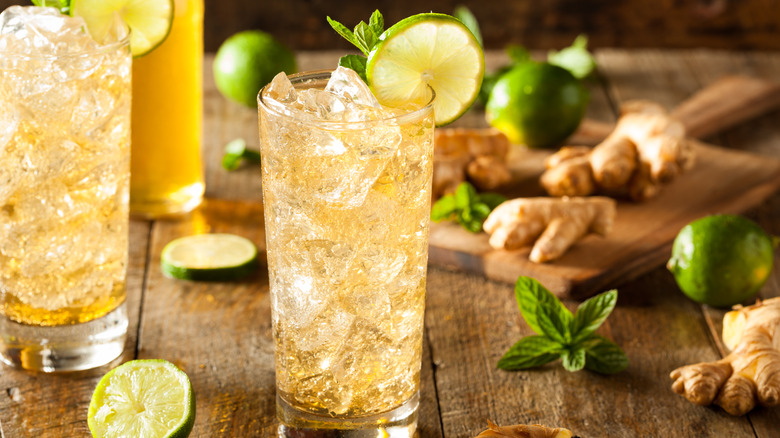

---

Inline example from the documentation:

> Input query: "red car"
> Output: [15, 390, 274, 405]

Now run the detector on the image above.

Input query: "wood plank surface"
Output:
[2, 50, 780, 438]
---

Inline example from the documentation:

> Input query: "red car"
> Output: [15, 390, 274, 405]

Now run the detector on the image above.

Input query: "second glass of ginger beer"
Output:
[130, 0, 205, 218]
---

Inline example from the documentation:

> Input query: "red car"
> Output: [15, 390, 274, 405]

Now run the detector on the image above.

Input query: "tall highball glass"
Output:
[258, 70, 435, 436]
[0, 6, 131, 372]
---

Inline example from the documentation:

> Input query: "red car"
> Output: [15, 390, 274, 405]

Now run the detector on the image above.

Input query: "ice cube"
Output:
[0, 102, 19, 155]
[297, 89, 347, 121]
[271, 239, 356, 328]
[295, 305, 355, 352]
[325, 66, 381, 108]
[265, 72, 297, 104]
[357, 244, 407, 287]
[0, 6, 96, 56]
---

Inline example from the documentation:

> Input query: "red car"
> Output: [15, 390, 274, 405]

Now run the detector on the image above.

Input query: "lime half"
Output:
[366, 13, 484, 126]
[161, 233, 258, 281]
[88, 359, 195, 438]
[71, 0, 174, 57]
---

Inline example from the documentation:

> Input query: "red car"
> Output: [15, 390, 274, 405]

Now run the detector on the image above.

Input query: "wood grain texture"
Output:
[425, 267, 757, 437]
[0, 220, 151, 437]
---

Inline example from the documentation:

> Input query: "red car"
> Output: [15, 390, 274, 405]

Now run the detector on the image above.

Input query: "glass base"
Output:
[277, 391, 419, 438]
[0, 302, 127, 372]
[130, 182, 204, 219]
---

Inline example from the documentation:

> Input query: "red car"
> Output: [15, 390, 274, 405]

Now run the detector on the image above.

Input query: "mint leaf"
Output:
[571, 289, 617, 343]
[431, 194, 457, 222]
[515, 276, 571, 336]
[434, 182, 503, 234]
[368, 10, 384, 38]
[353, 21, 377, 55]
[584, 335, 629, 374]
[535, 301, 572, 344]
[454, 181, 477, 209]
[327, 17, 360, 49]
[548, 34, 597, 79]
[338, 54, 368, 82]
[477, 192, 507, 210]
[561, 347, 586, 372]
[497, 335, 561, 370]
[222, 138, 261, 171]
[470, 202, 491, 220]
[453, 5, 483, 46]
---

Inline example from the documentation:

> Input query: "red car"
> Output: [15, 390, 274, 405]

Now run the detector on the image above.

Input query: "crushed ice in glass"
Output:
[0, 6, 131, 312]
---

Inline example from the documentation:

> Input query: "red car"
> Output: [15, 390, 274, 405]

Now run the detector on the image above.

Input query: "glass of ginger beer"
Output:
[0, 6, 131, 372]
[258, 68, 435, 436]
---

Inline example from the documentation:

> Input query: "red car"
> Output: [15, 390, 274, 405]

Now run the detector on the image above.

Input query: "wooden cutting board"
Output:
[428, 76, 780, 299]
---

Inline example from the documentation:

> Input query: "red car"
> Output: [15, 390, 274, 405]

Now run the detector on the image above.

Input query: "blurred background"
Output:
[1, 0, 778, 51]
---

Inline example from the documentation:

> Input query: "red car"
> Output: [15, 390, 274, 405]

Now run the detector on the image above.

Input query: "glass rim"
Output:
[0, 32, 131, 61]
[257, 70, 436, 129]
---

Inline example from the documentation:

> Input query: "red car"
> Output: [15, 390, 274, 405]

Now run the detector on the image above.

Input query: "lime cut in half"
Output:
[88, 359, 195, 438]
[71, 0, 174, 57]
[366, 13, 485, 126]
[161, 233, 258, 281]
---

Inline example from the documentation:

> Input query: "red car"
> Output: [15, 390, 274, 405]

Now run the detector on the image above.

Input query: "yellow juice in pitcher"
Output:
[131, 0, 204, 217]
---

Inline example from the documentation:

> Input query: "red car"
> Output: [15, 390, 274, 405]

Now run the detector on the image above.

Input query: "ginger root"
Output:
[482, 197, 616, 263]
[541, 101, 694, 201]
[670, 297, 780, 416]
[476, 420, 573, 438]
[433, 128, 512, 199]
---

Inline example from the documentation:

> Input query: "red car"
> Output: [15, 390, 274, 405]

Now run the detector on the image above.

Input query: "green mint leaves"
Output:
[338, 55, 368, 83]
[31, 0, 70, 14]
[548, 34, 597, 80]
[327, 10, 384, 82]
[431, 182, 506, 233]
[222, 138, 261, 171]
[498, 277, 628, 374]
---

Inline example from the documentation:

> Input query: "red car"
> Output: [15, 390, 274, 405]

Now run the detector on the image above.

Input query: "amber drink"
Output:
[258, 68, 434, 436]
[0, 6, 131, 372]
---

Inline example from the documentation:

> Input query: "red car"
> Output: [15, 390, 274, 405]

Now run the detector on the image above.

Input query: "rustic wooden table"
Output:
[1, 49, 779, 437]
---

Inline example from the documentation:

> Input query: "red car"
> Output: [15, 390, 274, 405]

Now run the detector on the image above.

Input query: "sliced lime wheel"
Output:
[88, 359, 195, 438]
[366, 13, 484, 126]
[161, 233, 258, 281]
[71, 0, 174, 57]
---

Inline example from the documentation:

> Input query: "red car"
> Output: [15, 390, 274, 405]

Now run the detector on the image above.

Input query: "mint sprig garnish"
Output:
[31, 0, 70, 14]
[498, 277, 628, 374]
[327, 10, 384, 81]
[431, 182, 506, 233]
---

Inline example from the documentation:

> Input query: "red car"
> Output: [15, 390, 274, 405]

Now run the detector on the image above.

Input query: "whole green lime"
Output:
[486, 62, 589, 148]
[668, 214, 775, 308]
[213, 30, 297, 108]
